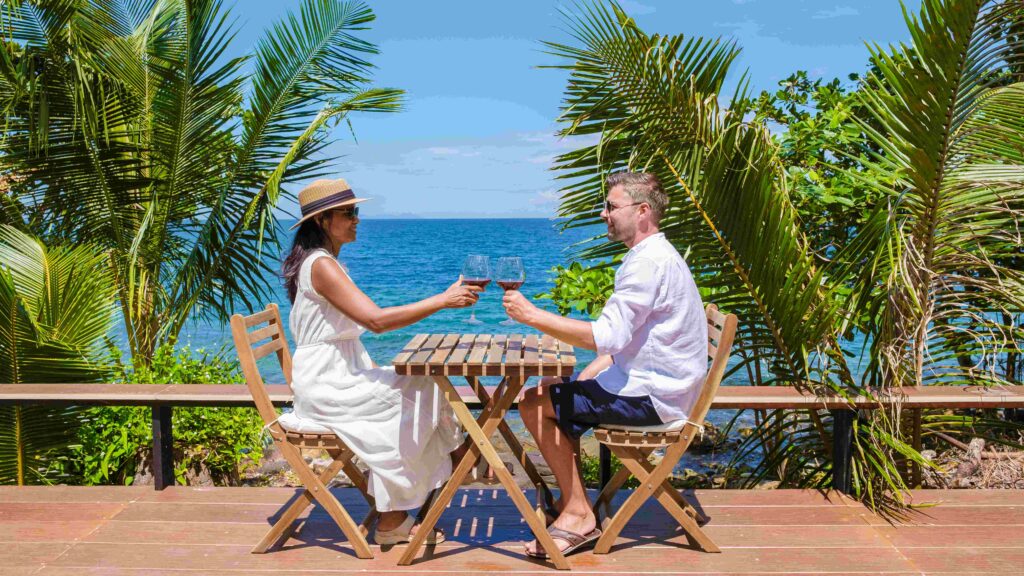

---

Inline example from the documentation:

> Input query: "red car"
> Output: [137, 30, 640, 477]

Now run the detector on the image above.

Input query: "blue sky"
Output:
[234, 0, 921, 219]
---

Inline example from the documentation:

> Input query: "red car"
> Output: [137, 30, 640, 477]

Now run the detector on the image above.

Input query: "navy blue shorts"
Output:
[547, 377, 662, 440]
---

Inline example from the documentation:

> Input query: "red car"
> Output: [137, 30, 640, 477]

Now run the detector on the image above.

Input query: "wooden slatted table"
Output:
[393, 333, 576, 570]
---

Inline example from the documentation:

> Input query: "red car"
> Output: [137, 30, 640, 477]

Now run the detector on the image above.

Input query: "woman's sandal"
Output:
[373, 515, 446, 546]
[525, 525, 602, 559]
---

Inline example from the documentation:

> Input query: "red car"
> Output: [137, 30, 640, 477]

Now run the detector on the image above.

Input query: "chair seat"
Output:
[278, 411, 334, 434]
[599, 419, 688, 433]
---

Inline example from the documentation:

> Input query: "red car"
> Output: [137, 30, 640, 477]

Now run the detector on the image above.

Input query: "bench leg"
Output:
[152, 406, 174, 490]
[831, 408, 855, 494]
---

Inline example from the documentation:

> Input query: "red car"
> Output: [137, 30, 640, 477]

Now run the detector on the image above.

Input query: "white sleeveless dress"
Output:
[288, 249, 461, 512]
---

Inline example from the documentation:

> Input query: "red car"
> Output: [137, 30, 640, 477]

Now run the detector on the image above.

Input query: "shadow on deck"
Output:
[2, 486, 1022, 574]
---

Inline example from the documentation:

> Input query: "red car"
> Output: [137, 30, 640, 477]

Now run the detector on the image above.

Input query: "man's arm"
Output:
[502, 291, 597, 350]
[503, 256, 658, 356]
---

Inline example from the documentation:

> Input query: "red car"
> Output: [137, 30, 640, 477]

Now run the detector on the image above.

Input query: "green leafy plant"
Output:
[0, 225, 116, 485]
[534, 260, 617, 319]
[55, 343, 265, 486]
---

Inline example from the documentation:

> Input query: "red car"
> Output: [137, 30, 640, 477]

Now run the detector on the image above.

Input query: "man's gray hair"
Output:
[606, 171, 668, 224]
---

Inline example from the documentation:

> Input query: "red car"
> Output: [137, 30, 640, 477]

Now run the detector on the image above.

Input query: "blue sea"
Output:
[175, 218, 754, 472]
[179, 218, 602, 379]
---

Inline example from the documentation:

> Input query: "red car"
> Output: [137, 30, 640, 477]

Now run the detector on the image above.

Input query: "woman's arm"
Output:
[312, 258, 482, 334]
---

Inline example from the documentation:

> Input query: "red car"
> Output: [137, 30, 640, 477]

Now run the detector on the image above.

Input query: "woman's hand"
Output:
[440, 276, 482, 309]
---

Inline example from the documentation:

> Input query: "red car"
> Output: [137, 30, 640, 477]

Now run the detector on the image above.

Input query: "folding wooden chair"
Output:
[590, 303, 737, 554]
[230, 303, 378, 558]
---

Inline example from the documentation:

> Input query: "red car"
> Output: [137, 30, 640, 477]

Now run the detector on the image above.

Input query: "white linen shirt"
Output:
[590, 233, 708, 423]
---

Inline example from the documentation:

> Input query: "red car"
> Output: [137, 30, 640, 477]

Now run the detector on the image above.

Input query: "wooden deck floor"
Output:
[2, 486, 1022, 574]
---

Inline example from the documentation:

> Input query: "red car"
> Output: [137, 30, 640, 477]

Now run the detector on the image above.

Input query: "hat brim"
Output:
[289, 197, 370, 230]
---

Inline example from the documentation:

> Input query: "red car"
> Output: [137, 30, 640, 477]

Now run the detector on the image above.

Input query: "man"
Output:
[502, 171, 708, 558]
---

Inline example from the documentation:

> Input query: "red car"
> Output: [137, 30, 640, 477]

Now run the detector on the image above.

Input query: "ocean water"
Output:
[175, 218, 754, 472]
[179, 218, 601, 379]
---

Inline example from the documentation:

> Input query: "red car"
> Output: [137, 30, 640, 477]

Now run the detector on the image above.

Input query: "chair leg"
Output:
[592, 464, 631, 526]
[607, 444, 720, 554]
[337, 452, 378, 535]
[252, 443, 352, 553]
[260, 442, 374, 559]
[621, 447, 708, 525]
[592, 444, 661, 554]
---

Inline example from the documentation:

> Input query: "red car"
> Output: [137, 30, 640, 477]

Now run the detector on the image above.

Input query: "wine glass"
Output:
[461, 254, 490, 325]
[496, 256, 525, 326]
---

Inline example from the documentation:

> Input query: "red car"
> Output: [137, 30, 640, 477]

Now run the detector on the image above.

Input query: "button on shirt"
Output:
[591, 233, 708, 423]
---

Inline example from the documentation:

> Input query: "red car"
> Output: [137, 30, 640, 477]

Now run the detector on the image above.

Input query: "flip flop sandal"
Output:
[525, 525, 602, 559]
[374, 515, 446, 546]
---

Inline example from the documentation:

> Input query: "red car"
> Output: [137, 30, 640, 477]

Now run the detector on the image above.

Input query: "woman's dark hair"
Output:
[282, 218, 330, 302]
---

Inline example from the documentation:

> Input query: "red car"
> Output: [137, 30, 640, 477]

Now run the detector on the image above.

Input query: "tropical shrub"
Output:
[54, 343, 265, 486]
[545, 0, 1024, 512]
[0, 0, 403, 364]
[535, 260, 617, 319]
[0, 225, 116, 485]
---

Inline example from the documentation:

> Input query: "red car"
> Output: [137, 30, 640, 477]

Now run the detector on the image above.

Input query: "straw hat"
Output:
[290, 178, 370, 230]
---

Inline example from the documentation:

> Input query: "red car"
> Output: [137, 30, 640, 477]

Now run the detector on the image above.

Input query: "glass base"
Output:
[465, 315, 484, 325]
[499, 318, 517, 326]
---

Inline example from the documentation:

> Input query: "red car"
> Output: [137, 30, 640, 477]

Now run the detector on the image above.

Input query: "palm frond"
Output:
[854, 0, 1024, 387]
[547, 1, 853, 392]
[166, 0, 403, 343]
[0, 225, 115, 485]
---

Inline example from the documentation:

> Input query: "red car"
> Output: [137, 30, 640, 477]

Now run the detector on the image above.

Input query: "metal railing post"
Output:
[831, 408, 855, 494]
[152, 405, 174, 490]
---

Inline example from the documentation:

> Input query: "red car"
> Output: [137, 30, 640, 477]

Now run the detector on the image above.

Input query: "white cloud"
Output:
[286, 129, 600, 219]
[813, 6, 860, 19]
[529, 190, 562, 206]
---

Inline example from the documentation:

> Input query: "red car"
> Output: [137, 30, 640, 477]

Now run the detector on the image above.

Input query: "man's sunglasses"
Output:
[331, 206, 359, 218]
[603, 200, 643, 213]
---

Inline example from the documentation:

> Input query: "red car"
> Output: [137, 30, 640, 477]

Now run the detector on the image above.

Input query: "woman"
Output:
[281, 178, 481, 545]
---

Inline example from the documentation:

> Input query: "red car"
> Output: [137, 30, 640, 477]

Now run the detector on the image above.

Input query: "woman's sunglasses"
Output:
[330, 206, 359, 218]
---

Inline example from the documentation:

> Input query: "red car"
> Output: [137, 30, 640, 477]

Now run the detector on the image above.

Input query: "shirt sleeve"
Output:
[590, 256, 659, 356]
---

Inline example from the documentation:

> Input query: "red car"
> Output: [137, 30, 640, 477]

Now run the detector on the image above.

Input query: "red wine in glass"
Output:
[496, 256, 525, 326]
[461, 255, 490, 325]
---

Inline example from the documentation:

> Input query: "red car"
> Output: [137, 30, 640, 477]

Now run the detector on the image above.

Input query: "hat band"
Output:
[301, 189, 355, 216]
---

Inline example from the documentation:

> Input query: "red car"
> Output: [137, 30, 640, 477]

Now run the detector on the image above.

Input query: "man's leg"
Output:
[520, 379, 597, 555]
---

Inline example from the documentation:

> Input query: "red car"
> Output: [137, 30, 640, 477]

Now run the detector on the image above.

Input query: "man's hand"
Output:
[502, 290, 537, 324]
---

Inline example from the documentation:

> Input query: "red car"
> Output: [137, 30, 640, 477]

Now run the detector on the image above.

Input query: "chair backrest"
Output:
[229, 303, 293, 426]
[687, 303, 738, 427]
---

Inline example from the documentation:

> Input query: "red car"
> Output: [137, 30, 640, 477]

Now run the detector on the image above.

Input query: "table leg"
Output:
[400, 375, 570, 570]
[397, 377, 512, 566]
[468, 376, 556, 510]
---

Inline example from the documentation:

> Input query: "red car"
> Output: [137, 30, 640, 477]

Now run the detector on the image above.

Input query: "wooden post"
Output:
[599, 443, 611, 489]
[831, 408, 854, 494]
[152, 405, 174, 490]
[911, 408, 922, 488]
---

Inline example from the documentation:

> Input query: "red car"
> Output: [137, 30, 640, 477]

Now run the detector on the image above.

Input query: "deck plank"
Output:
[1, 486, 1021, 574]
[902, 547, 1024, 573]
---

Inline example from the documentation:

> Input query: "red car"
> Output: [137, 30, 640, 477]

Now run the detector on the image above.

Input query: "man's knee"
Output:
[519, 387, 540, 419]
[538, 376, 561, 387]
[519, 386, 552, 421]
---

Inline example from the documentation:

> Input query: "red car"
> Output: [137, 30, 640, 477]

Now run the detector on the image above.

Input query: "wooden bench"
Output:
[2, 383, 1023, 490]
